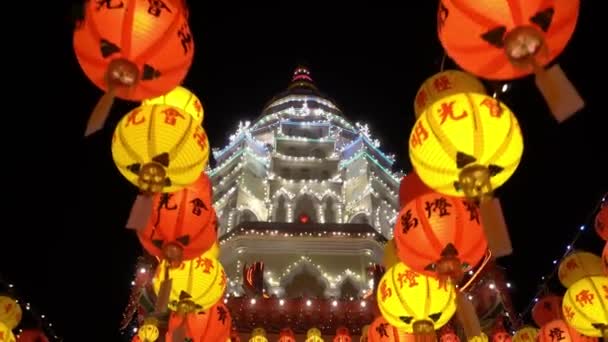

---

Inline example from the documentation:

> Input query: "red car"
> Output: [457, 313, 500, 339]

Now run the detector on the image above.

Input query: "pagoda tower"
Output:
[208, 66, 402, 337]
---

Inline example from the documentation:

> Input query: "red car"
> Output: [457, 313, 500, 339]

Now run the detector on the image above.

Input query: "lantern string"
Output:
[518, 193, 607, 320]
[440, 53, 447, 72]
[0, 274, 62, 341]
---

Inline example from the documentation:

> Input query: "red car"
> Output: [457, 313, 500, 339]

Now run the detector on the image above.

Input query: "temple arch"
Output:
[294, 193, 317, 223]
[349, 212, 370, 224]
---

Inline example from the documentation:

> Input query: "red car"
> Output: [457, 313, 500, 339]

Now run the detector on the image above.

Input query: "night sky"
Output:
[3, 0, 605, 340]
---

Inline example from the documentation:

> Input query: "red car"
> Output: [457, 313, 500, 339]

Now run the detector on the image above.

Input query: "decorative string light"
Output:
[0, 275, 62, 341]
[518, 193, 607, 320]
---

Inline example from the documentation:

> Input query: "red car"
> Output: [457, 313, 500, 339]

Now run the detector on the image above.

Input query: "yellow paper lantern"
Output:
[142, 86, 204, 125]
[562, 276, 608, 338]
[0, 296, 21, 330]
[558, 251, 604, 288]
[511, 326, 539, 342]
[376, 261, 456, 332]
[137, 317, 160, 342]
[414, 70, 486, 118]
[153, 250, 226, 312]
[382, 239, 399, 269]
[408, 92, 523, 198]
[249, 327, 268, 342]
[112, 104, 210, 194]
[306, 327, 325, 342]
[0, 321, 15, 342]
[468, 333, 488, 342]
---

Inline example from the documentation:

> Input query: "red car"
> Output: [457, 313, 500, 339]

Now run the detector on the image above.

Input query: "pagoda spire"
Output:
[288, 65, 318, 91]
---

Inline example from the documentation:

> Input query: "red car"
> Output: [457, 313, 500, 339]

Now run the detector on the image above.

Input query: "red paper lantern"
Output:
[491, 320, 512, 342]
[368, 316, 416, 342]
[74, 0, 194, 101]
[399, 171, 433, 209]
[334, 327, 352, 342]
[531, 295, 563, 327]
[138, 174, 217, 267]
[230, 330, 241, 342]
[438, 324, 460, 342]
[437, 0, 579, 80]
[595, 205, 608, 241]
[278, 328, 296, 342]
[16, 329, 49, 342]
[394, 192, 487, 280]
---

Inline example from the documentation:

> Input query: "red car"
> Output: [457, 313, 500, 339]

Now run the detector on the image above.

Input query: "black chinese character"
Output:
[549, 327, 565, 342]
[159, 193, 178, 210]
[96, 0, 124, 10]
[376, 323, 389, 338]
[147, 0, 171, 17]
[400, 210, 419, 234]
[178, 23, 193, 55]
[190, 198, 207, 216]
[462, 200, 480, 224]
[424, 197, 452, 218]
[217, 305, 227, 324]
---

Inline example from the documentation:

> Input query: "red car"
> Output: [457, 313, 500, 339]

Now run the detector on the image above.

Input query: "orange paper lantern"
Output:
[15, 329, 49, 342]
[394, 193, 487, 280]
[334, 327, 352, 342]
[399, 171, 433, 209]
[437, 0, 579, 80]
[595, 205, 608, 241]
[368, 316, 416, 342]
[278, 328, 296, 342]
[538, 320, 597, 342]
[532, 295, 563, 327]
[74, 0, 194, 135]
[74, 0, 193, 100]
[138, 174, 217, 267]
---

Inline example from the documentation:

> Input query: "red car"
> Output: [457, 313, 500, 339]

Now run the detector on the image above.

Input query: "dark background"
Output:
[2, 0, 605, 340]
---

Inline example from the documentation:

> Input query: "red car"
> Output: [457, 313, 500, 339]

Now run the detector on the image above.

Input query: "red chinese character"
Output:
[575, 289, 594, 306]
[416, 90, 428, 109]
[410, 121, 429, 149]
[125, 108, 145, 127]
[196, 257, 214, 274]
[193, 99, 202, 113]
[433, 75, 452, 92]
[566, 259, 579, 270]
[193, 128, 208, 151]
[480, 98, 503, 118]
[219, 269, 227, 287]
[563, 305, 575, 320]
[380, 280, 392, 302]
[161, 108, 185, 125]
[397, 270, 420, 288]
[521, 333, 529, 341]
[178, 262, 186, 270]
[602, 285, 608, 299]
[0, 331, 4, 339]
[438, 101, 467, 124]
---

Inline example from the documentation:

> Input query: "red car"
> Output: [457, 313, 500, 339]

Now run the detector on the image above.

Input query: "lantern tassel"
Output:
[456, 291, 482, 340]
[479, 197, 512, 258]
[533, 63, 584, 123]
[126, 194, 154, 231]
[412, 320, 437, 342]
[85, 87, 116, 136]
[154, 264, 172, 313]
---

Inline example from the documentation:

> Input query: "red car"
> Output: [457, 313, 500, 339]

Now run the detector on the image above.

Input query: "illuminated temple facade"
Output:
[209, 66, 401, 301]
[207, 67, 515, 338]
